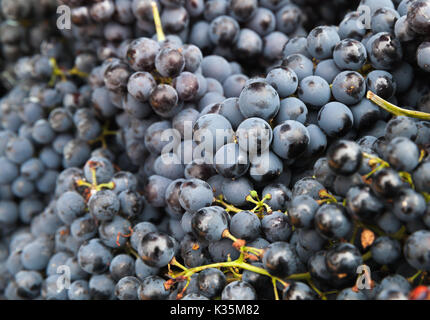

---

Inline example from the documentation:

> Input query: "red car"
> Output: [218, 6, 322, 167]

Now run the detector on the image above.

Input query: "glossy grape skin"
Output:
[214, 143, 249, 179]
[5, 137, 34, 164]
[0, 157, 19, 185]
[283, 281, 317, 300]
[404, 231, 430, 271]
[208, 238, 239, 263]
[178, 179, 214, 214]
[281, 54, 314, 81]
[229, 211, 260, 241]
[88, 274, 116, 300]
[262, 183, 292, 212]
[282, 37, 312, 59]
[143, 175, 173, 208]
[127, 72, 156, 102]
[371, 168, 404, 199]
[263, 31, 289, 62]
[375, 276, 410, 300]
[193, 113, 234, 154]
[56, 191, 86, 225]
[114, 276, 140, 300]
[350, 99, 381, 131]
[292, 177, 325, 200]
[78, 239, 113, 275]
[236, 117, 272, 157]
[88, 190, 120, 222]
[325, 243, 363, 283]
[274, 97, 307, 125]
[366, 70, 397, 99]
[99, 216, 132, 248]
[276, 4, 302, 34]
[313, 157, 336, 190]
[261, 211, 292, 242]
[306, 26, 340, 60]
[392, 188, 426, 222]
[238, 81, 280, 121]
[407, 0, 430, 35]
[191, 206, 228, 242]
[70, 215, 97, 243]
[180, 293, 209, 300]
[180, 236, 210, 267]
[327, 140, 362, 176]
[272, 120, 310, 160]
[333, 39, 367, 70]
[314, 204, 352, 239]
[370, 236, 401, 265]
[0, 201, 18, 227]
[371, 7, 399, 34]
[201, 55, 232, 83]
[394, 15, 416, 42]
[413, 161, 430, 193]
[221, 74, 247, 99]
[198, 268, 226, 299]
[287, 195, 318, 229]
[184, 158, 216, 181]
[314, 59, 341, 84]
[111, 172, 138, 195]
[134, 257, 159, 282]
[209, 15, 240, 46]
[211, 98, 243, 131]
[221, 281, 257, 300]
[298, 76, 331, 108]
[83, 157, 114, 185]
[138, 232, 176, 268]
[14, 270, 43, 299]
[221, 177, 253, 207]
[246, 7, 275, 36]
[107, 254, 134, 282]
[417, 42, 430, 72]
[345, 184, 385, 221]
[127, 38, 160, 71]
[332, 71, 366, 105]
[241, 262, 273, 299]
[149, 84, 180, 118]
[336, 288, 367, 300]
[68, 280, 91, 300]
[318, 102, 354, 138]
[338, 11, 366, 40]
[368, 32, 402, 70]
[385, 137, 419, 172]
[138, 275, 169, 300]
[265, 67, 298, 99]
[263, 242, 300, 278]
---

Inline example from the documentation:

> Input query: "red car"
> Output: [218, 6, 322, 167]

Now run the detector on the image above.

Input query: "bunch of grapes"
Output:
[0, 0, 430, 301]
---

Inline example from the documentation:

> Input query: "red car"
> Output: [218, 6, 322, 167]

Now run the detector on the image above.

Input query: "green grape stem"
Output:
[367, 91, 430, 120]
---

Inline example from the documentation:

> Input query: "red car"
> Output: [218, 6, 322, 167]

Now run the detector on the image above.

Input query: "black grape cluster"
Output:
[1, 0, 430, 301]
[0, 0, 59, 95]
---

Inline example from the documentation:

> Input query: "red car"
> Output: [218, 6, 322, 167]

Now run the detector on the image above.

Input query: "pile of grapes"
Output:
[0, 0, 430, 300]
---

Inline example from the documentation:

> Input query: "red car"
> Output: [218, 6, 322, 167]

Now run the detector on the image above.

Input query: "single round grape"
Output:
[366, 70, 397, 99]
[332, 71, 366, 105]
[214, 143, 249, 179]
[333, 39, 367, 70]
[298, 76, 331, 107]
[127, 72, 156, 102]
[281, 54, 314, 81]
[265, 67, 298, 99]
[272, 120, 310, 160]
[318, 102, 354, 137]
[138, 232, 176, 268]
[306, 26, 340, 60]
